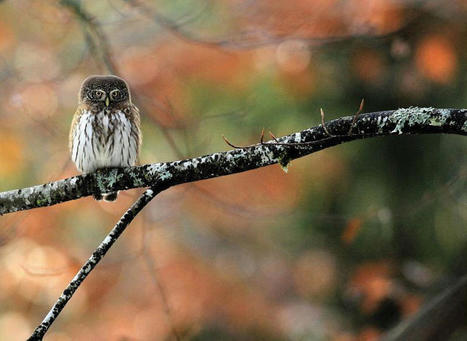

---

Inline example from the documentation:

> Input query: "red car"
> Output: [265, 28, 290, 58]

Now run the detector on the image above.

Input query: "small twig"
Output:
[269, 131, 279, 142]
[320, 108, 334, 137]
[348, 98, 365, 135]
[27, 187, 164, 340]
[222, 135, 246, 149]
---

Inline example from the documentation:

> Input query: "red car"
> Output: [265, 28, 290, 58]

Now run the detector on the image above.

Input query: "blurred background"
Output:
[0, 0, 466, 340]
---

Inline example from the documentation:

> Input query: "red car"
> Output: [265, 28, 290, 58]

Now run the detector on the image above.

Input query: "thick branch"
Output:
[1, 107, 466, 215]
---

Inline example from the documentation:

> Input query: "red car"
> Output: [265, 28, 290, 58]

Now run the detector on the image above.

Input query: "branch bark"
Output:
[1, 107, 466, 216]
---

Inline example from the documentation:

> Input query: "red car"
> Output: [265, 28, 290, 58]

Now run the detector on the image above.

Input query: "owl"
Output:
[69, 75, 141, 201]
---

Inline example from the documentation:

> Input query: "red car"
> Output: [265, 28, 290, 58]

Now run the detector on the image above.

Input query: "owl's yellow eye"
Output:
[110, 89, 123, 101]
[89, 89, 106, 101]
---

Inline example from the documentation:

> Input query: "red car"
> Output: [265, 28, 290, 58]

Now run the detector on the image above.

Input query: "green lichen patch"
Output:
[389, 107, 435, 134]
[278, 153, 292, 173]
[95, 168, 124, 192]
[128, 171, 145, 187]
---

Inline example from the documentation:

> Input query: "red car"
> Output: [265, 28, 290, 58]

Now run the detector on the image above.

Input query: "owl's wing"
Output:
[131, 104, 142, 148]
[69, 106, 84, 153]
[129, 104, 142, 164]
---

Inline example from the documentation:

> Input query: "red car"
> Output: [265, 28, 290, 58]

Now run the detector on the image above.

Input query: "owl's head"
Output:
[79, 75, 131, 109]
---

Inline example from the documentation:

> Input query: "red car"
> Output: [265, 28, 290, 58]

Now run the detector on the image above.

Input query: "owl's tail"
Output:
[93, 192, 118, 201]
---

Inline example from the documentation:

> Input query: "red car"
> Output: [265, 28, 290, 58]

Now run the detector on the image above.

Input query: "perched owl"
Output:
[69, 75, 141, 201]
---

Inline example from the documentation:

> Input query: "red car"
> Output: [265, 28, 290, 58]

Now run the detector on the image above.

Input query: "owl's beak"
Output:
[105, 96, 110, 107]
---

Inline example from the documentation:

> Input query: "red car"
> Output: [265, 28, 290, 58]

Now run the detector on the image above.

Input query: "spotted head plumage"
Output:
[70, 75, 142, 201]
[79, 75, 132, 111]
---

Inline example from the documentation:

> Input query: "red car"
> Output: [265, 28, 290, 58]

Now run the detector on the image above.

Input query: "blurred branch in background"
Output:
[123, 0, 412, 50]
[60, 0, 117, 74]
[383, 275, 467, 341]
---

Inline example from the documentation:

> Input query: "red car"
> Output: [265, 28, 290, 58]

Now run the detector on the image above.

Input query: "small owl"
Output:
[69, 75, 141, 201]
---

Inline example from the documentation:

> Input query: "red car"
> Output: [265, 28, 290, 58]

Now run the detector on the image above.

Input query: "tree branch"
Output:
[1, 107, 466, 216]
[27, 187, 163, 340]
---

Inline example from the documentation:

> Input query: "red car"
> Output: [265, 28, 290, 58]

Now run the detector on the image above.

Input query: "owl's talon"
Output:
[93, 192, 103, 201]
[103, 192, 118, 202]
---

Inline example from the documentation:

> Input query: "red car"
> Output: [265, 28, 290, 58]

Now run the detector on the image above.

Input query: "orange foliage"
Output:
[0, 22, 14, 52]
[349, 261, 393, 313]
[230, 0, 346, 37]
[341, 218, 363, 244]
[280, 69, 316, 98]
[415, 35, 458, 84]
[0, 131, 24, 176]
[352, 48, 386, 84]
[357, 327, 381, 341]
[119, 47, 161, 86]
[119, 236, 282, 338]
[277, 40, 316, 96]
[229, 0, 404, 38]
[0, 312, 31, 341]
[118, 41, 254, 127]
[401, 293, 422, 317]
[0, 238, 75, 306]
[17, 83, 58, 119]
[346, 0, 404, 34]
[186, 165, 301, 231]
[276, 40, 311, 74]
[293, 250, 337, 299]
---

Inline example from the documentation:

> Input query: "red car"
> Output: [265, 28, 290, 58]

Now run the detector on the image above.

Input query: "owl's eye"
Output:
[89, 89, 106, 101]
[110, 89, 123, 101]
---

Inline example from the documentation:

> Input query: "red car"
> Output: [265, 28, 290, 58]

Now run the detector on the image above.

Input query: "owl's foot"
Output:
[93, 192, 103, 201]
[103, 192, 118, 202]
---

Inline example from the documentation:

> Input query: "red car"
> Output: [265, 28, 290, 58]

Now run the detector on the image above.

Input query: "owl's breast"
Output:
[71, 109, 139, 173]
